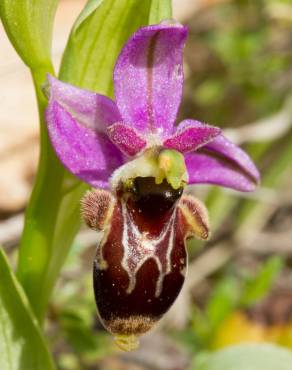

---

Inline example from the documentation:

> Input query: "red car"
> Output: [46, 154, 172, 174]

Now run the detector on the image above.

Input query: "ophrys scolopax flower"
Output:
[45, 21, 259, 350]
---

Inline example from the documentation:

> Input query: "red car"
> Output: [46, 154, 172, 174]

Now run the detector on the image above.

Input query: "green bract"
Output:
[0, 0, 58, 68]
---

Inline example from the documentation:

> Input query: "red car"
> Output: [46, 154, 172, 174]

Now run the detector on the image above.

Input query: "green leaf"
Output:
[0, 0, 58, 68]
[0, 248, 55, 370]
[192, 344, 292, 370]
[241, 256, 283, 307]
[17, 0, 171, 323]
[61, 312, 111, 357]
[73, 0, 104, 33]
[149, 0, 172, 24]
[206, 277, 239, 330]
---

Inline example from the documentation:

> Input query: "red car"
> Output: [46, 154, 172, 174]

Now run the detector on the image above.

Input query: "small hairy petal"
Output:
[178, 195, 210, 240]
[107, 122, 147, 157]
[47, 75, 121, 132]
[81, 189, 116, 230]
[163, 119, 221, 153]
[114, 23, 187, 138]
[46, 101, 124, 188]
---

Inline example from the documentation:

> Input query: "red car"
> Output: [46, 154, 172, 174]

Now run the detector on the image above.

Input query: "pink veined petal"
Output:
[185, 135, 260, 192]
[107, 122, 147, 157]
[163, 119, 221, 153]
[204, 135, 260, 183]
[185, 153, 256, 192]
[46, 100, 124, 188]
[114, 23, 188, 138]
[47, 74, 121, 132]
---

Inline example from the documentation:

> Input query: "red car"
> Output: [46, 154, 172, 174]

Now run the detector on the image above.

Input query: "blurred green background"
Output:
[1, 0, 292, 369]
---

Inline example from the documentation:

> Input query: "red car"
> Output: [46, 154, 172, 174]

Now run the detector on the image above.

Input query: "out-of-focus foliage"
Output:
[175, 257, 284, 350]
[240, 256, 283, 307]
[191, 344, 292, 370]
[212, 310, 292, 349]
[182, 0, 292, 126]
[0, 249, 55, 370]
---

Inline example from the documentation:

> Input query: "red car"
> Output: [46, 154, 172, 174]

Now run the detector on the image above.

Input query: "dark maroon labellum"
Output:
[94, 178, 186, 336]
[81, 177, 209, 348]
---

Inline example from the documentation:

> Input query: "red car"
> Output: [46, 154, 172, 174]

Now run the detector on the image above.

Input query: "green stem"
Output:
[17, 66, 63, 320]
[17, 67, 87, 323]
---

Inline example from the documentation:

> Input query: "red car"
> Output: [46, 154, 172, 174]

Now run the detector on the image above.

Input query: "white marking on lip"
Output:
[120, 201, 177, 297]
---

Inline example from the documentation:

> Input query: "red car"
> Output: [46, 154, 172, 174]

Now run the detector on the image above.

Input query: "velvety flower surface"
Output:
[46, 22, 259, 193]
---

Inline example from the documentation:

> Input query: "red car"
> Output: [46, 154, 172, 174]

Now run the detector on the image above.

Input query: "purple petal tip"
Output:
[163, 119, 221, 153]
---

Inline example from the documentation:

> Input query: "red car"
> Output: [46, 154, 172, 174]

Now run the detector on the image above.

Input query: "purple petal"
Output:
[185, 135, 260, 192]
[107, 122, 147, 157]
[47, 74, 121, 132]
[205, 135, 260, 182]
[163, 119, 221, 153]
[46, 101, 124, 188]
[114, 23, 187, 138]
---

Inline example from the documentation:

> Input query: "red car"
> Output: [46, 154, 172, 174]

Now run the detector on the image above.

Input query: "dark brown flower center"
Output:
[119, 176, 183, 219]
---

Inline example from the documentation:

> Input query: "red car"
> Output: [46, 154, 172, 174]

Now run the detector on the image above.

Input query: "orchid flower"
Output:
[45, 21, 259, 350]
